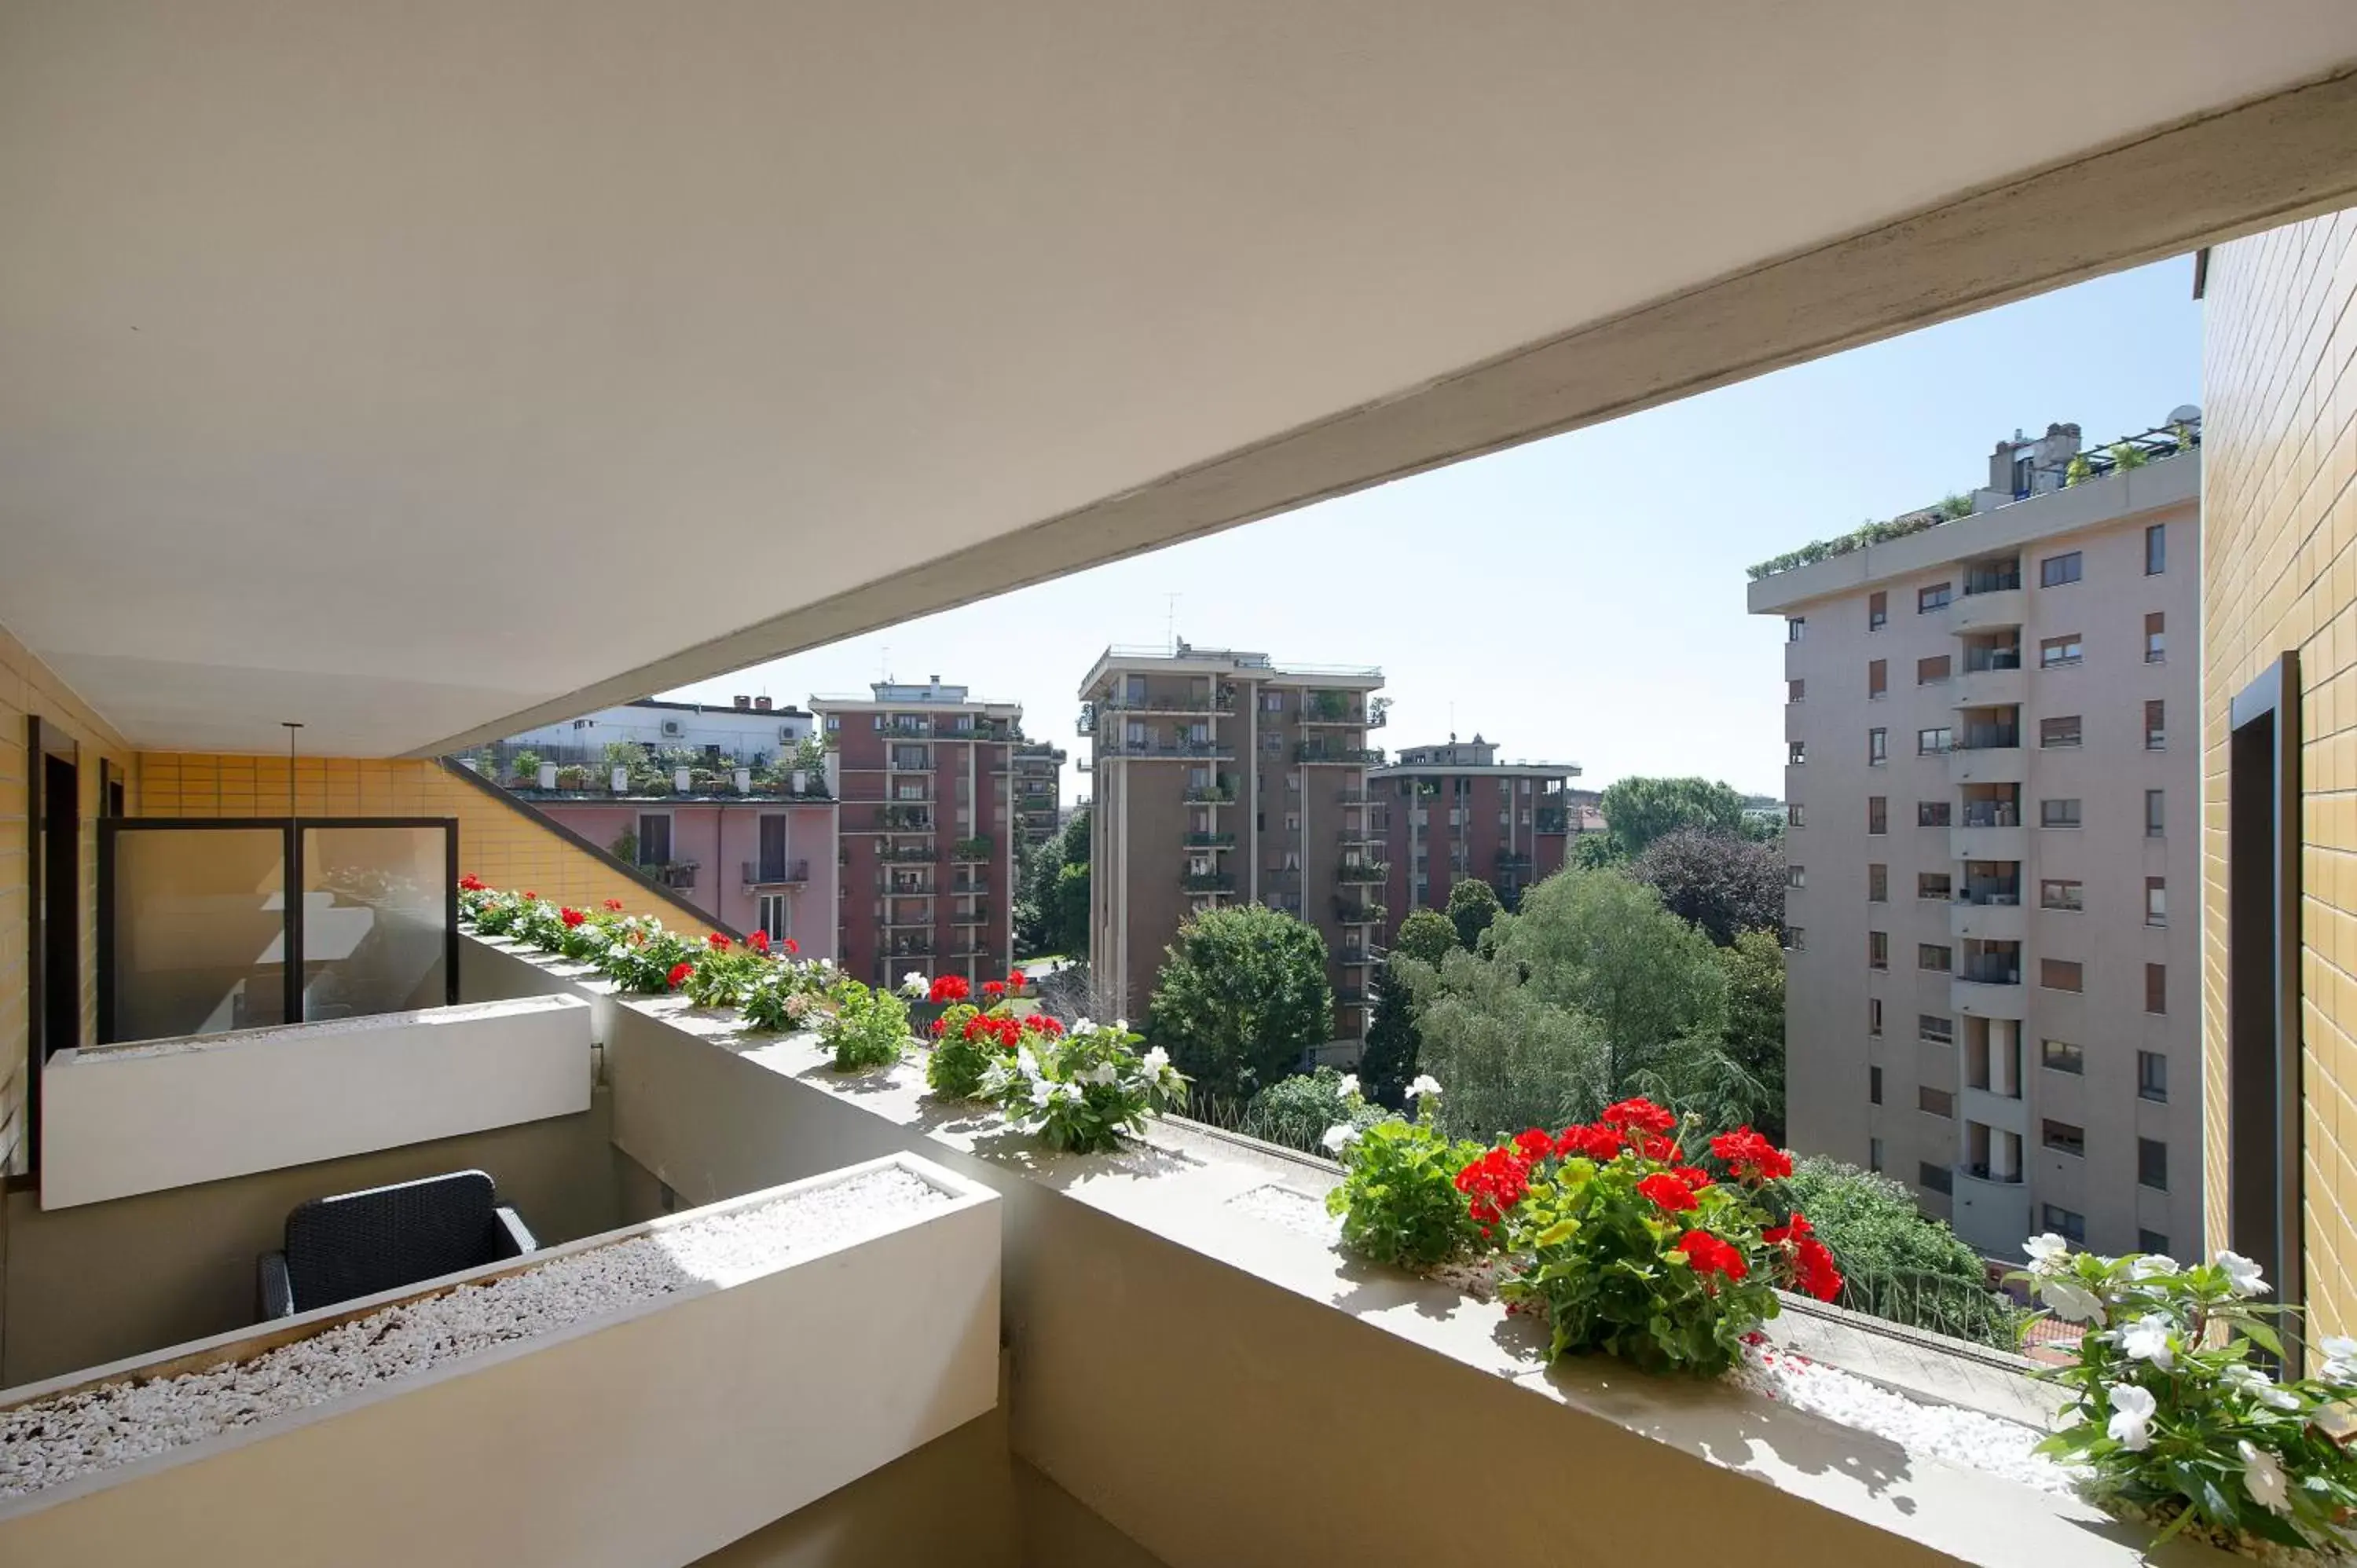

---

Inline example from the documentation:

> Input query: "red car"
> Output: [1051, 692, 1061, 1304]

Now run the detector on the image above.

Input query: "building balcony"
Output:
[1952, 972, 2028, 1020]
[1951, 584, 2026, 631]
[1332, 788, 1373, 805]
[1098, 692, 1237, 716]
[1296, 743, 1385, 764]
[1335, 985, 1369, 1006]
[1948, 822, 2025, 862]
[1097, 739, 1236, 760]
[950, 837, 994, 862]
[1336, 827, 1382, 848]
[1534, 808, 1569, 834]
[885, 758, 936, 775]
[883, 878, 937, 896]
[1951, 1166, 2033, 1258]
[1334, 862, 1389, 885]
[951, 908, 991, 926]
[640, 859, 698, 891]
[1961, 1085, 2031, 1135]
[874, 805, 935, 830]
[1182, 783, 1236, 804]
[1948, 666, 2025, 709]
[1494, 851, 1533, 874]
[1184, 831, 1238, 849]
[1338, 949, 1375, 967]
[951, 878, 991, 897]
[1180, 871, 1237, 893]
[1332, 897, 1387, 925]
[742, 857, 812, 886]
[1950, 898, 2026, 942]
[1947, 742, 2025, 786]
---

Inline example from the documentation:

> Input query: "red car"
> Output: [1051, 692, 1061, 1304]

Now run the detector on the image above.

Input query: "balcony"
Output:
[640, 859, 698, 891]
[1948, 822, 2025, 863]
[1335, 986, 1369, 1006]
[1951, 1165, 2033, 1258]
[1336, 827, 1382, 848]
[1494, 851, 1533, 874]
[1334, 862, 1389, 885]
[1948, 666, 2025, 709]
[1951, 897, 2026, 942]
[1338, 948, 1375, 967]
[1296, 743, 1386, 764]
[1952, 584, 2026, 631]
[1096, 738, 1235, 760]
[1534, 808, 1570, 834]
[1333, 897, 1387, 925]
[1180, 871, 1236, 893]
[1952, 967, 2027, 1020]
[1184, 831, 1238, 849]
[1182, 783, 1236, 804]
[951, 908, 991, 926]
[1947, 740, 2024, 786]
[1098, 691, 1237, 716]
[950, 837, 994, 862]
[885, 755, 935, 774]
[876, 844, 940, 863]
[742, 857, 812, 886]
[874, 805, 934, 830]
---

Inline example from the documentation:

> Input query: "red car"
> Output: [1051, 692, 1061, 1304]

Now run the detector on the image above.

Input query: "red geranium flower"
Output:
[1598, 1097, 1676, 1135]
[1556, 1123, 1626, 1162]
[1512, 1128, 1556, 1162]
[707, 932, 731, 951]
[930, 1016, 949, 1038]
[1710, 1127, 1794, 1185]
[1638, 1133, 1684, 1163]
[1762, 1213, 1815, 1245]
[1006, 969, 1026, 991]
[1791, 1236, 1843, 1301]
[747, 929, 770, 954]
[929, 975, 971, 1004]
[603, 898, 625, 912]
[1454, 1147, 1534, 1228]
[522, 891, 538, 901]
[1637, 1172, 1700, 1213]
[1677, 1229, 1748, 1281]
[1671, 1165, 1715, 1191]
[458, 873, 486, 892]
[781, 937, 799, 954]
[560, 907, 586, 928]
[665, 962, 693, 990]
[983, 980, 1006, 998]
[1024, 1014, 1063, 1036]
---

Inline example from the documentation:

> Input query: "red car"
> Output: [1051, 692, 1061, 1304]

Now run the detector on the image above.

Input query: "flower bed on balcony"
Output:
[1, 1162, 957, 1502]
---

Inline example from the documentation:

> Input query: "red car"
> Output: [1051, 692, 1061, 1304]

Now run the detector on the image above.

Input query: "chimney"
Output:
[734, 694, 752, 709]
[754, 695, 774, 711]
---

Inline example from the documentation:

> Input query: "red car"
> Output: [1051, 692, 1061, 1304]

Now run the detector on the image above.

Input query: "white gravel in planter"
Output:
[1730, 1335, 2084, 1498]
[0, 1167, 947, 1500]
[1226, 1183, 1341, 1243]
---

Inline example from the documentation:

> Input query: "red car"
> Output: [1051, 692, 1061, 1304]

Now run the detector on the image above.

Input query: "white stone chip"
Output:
[1226, 1183, 1341, 1242]
[0, 1168, 947, 1500]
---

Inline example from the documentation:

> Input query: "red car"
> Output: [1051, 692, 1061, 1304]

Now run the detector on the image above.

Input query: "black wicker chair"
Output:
[258, 1169, 536, 1320]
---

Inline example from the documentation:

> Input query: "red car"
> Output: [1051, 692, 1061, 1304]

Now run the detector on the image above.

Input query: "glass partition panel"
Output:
[301, 825, 453, 1020]
[108, 827, 289, 1042]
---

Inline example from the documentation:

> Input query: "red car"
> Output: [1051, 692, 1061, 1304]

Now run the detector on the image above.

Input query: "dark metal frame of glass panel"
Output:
[97, 817, 458, 1044]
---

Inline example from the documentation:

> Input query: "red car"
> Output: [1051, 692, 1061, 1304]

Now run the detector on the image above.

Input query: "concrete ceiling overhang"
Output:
[6, 3, 2357, 756]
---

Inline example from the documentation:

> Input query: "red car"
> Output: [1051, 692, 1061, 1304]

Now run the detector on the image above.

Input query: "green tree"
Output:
[1714, 928, 1786, 1142]
[1445, 877, 1502, 951]
[1780, 1157, 2021, 1348]
[1017, 808, 1091, 958]
[1594, 776, 1751, 861]
[1360, 909, 1456, 1107]
[1241, 1066, 1386, 1154]
[1626, 827, 1785, 946]
[1147, 905, 1332, 1102]
[1395, 868, 1731, 1139]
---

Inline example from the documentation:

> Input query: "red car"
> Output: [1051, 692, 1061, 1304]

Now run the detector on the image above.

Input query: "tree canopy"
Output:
[1146, 904, 1333, 1102]
[1445, 877, 1502, 951]
[1594, 776, 1764, 861]
[1016, 807, 1091, 958]
[1360, 909, 1457, 1105]
[1626, 826, 1785, 947]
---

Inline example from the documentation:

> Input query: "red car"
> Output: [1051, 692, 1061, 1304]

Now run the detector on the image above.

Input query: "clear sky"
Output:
[667, 257, 2203, 802]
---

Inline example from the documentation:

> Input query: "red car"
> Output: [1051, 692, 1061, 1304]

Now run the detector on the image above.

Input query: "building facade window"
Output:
[2043, 1120, 2086, 1157]
[1920, 1086, 1954, 1118]
[2139, 1138, 2168, 1191]
[1788, 739, 1807, 766]
[1869, 1065, 1882, 1105]
[1787, 864, 1806, 888]
[1917, 727, 1952, 755]
[1920, 1162, 1953, 1195]
[2040, 714, 2083, 748]
[2146, 699, 2166, 749]
[1869, 1138, 1884, 1174]
[1783, 926, 1805, 952]
[2146, 788, 2165, 837]
[1919, 1013, 1954, 1045]
[2040, 551, 2084, 588]
[1918, 943, 1952, 973]
[1787, 802, 1805, 828]
[1918, 800, 1952, 827]
[2040, 958, 2084, 992]
[1868, 591, 1887, 630]
[1868, 727, 1887, 765]
[1917, 655, 1951, 685]
[1917, 871, 1951, 900]
[2146, 612, 2166, 663]
[1868, 998, 1883, 1036]
[1868, 659, 1887, 698]
[2138, 1050, 2168, 1103]
[1868, 797, 1887, 835]
[2040, 633, 2084, 668]
[2146, 522, 2167, 576]
[2041, 1039, 2084, 1075]
[1789, 678, 1806, 702]
[2040, 878, 2084, 911]
[1868, 931, 1889, 970]
[1918, 583, 1952, 614]
[1868, 863, 1887, 901]
[2044, 1205, 2087, 1244]
[1787, 617, 1806, 643]
[2146, 877, 2167, 926]
[2040, 797, 2081, 828]
[2146, 962, 2167, 1015]
[2139, 1228, 2170, 1256]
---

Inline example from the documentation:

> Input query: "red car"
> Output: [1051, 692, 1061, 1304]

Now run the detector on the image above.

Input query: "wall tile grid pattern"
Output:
[2202, 205, 2357, 1336]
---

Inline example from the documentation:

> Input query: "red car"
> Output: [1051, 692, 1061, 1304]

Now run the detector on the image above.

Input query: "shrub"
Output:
[2023, 1239, 2357, 1555]
[1146, 904, 1333, 1101]
[1323, 1082, 1483, 1269]
[816, 980, 909, 1072]
[1493, 1105, 1838, 1375]
[1241, 1068, 1386, 1154]
[979, 1018, 1186, 1153]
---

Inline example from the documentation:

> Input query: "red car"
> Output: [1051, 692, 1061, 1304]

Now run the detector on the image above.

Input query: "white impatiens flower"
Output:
[2222, 1362, 2302, 1411]
[2041, 1275, 2106, 1325]
[2216, 1249, 2269, 1298]
[2106, 1384, 2157, 1451]
[1029, 1075, 1057, 1110]
[2116, 1313, 2176, 1370]
[1321, 1123, 1362, 1155]
[2128, 1253, 2180, 1280]
[1335, 1073, 1361, 1101]
[2024, 1233, 2073, 1273]
[1406, 1074, 1442, 1101]
[1085, 1061, 1120, 1086]
[1140, 1046, 1171, 1075]
[2239, 1440, 2291, 1515]
[1071, 1017, 1097, 1035]
[1113, 1017, 1129, 1033]
[2320, 1335, 2357, 1384]
[901, 971, 929, 997]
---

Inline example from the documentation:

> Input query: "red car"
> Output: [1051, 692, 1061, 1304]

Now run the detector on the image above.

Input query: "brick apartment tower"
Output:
[1369, 736, 1580, 933]
[1012, 742, 1066, 850]
[1080, 644, 1384, 1045]
[810, 680, 1022, 989]
[1750, 421, 2201, 1262]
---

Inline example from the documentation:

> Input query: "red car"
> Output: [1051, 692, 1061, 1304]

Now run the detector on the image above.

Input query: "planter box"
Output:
[40, 995, 593, 1211]
[0, 1152, 1000, 1568]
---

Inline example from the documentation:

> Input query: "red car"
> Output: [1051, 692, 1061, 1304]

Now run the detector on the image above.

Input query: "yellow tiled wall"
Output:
[139, 753, 688, 920]
[0, 624, 136, 1177]
[2202, 206, 2357, 1335]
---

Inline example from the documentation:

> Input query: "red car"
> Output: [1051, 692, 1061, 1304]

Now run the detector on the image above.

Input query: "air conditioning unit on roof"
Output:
[661, 718, 684, 738]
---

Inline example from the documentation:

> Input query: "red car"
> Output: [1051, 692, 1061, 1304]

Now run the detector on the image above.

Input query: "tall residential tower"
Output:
[1368, 736, 1579, 931]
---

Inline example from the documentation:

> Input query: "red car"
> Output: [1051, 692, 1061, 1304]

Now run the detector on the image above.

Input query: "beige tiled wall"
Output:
[0, 623, 136, 1177]
[2201, 206, 2357, 1335]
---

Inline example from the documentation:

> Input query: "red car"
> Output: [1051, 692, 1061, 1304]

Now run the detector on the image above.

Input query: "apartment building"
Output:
[810, 680, 1023, 989]
[1750, 421, 2201, 1262]
[1012, 741, 1067, 849]
[1369, 735, 1579, 928]
[493, 695, 816, 768]
[1080, 643, 1384, 1041]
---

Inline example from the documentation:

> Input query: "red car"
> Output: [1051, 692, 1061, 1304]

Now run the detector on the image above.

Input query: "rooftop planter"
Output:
[0, 1154, 999, 1567]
